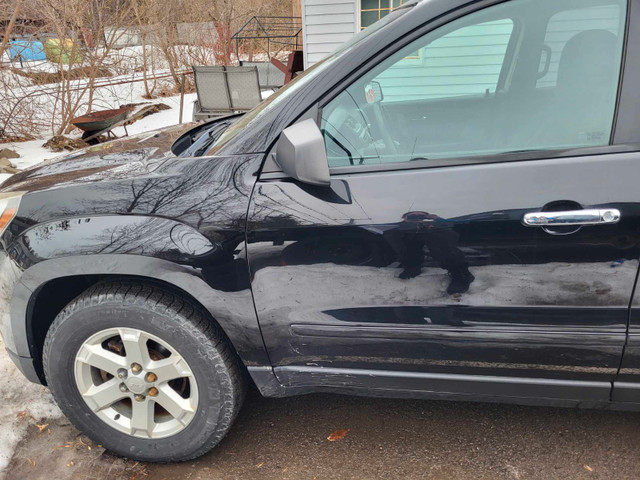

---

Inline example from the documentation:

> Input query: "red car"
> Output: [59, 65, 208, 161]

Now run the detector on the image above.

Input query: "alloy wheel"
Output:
[74, 327, 199, 439]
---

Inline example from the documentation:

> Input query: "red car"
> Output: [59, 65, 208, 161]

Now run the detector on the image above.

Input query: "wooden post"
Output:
[293, 0, 302, 56]
[292, 0, 302, 19]
[179, 73, 186, 124]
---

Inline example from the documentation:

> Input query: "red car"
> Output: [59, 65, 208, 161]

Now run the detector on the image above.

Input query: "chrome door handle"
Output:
[523, 209, 621, 227]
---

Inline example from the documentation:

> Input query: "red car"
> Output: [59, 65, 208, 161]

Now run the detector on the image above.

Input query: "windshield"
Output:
[207, 3, 416, 155]
[178, 118, 235, 157]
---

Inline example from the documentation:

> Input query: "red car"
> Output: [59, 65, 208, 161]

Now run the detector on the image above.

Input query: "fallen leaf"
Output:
[327, 429, 350, 442]
[128, 464, 148, 480]
[35, 424, 49, 433]
[282, 467, 288, 473]
[26, 457, 36, 468]
[256, 462, 265, 468]
[78, 437, 92, 451]
[584, 465, 594, 472]
[66, 461, 75, 467]
[17, 410, 36, 422]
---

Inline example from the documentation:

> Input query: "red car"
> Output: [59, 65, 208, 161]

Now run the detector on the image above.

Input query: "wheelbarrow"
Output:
[71, 105, 156, 144]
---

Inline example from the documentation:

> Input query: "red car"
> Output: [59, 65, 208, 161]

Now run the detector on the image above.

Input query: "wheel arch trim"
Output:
[9, 254, 274, 381]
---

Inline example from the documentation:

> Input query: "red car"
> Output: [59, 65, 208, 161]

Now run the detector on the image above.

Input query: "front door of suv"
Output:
[247, 0, 640, 402]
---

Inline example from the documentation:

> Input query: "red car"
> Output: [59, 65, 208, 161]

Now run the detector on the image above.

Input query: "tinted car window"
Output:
[376, 19, 514, 101]
[537, 4, 623, 89]
[321, 0, 627, 168]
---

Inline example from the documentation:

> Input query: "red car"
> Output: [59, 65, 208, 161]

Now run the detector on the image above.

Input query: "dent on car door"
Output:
[248, 0, 639, 401]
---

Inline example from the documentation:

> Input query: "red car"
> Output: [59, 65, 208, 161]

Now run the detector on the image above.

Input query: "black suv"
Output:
[2, 0, 640, 462]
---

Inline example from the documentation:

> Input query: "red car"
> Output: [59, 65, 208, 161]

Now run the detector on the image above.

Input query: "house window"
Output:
[360, 0, 405, 29]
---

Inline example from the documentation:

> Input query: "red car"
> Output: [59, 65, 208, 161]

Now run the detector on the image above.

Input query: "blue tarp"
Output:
[8, 40, 46, 61]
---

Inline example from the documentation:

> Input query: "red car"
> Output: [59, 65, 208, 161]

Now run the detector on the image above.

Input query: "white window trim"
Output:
[358, 0, 400, 30]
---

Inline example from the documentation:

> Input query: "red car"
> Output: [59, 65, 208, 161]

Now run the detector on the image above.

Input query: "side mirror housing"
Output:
[276, 119, 330, 186]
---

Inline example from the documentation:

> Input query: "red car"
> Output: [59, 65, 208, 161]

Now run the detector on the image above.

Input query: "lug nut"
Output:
[145, 372, 157, 383]
[119, 383, 128, 393]
[117, 369, 128, 380]
[148, 387, 159, 397]
[130, 363, 142, 374]
[134, 394, 146, 402]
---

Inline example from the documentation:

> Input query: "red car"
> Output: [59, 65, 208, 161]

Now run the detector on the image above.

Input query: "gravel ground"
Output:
[5, 385, 640, 480]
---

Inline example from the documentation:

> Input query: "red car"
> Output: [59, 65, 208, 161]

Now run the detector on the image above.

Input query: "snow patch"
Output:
[0, 335, 62, 476]
[3, 90, 197, 171]
[4, 86, 272, 171]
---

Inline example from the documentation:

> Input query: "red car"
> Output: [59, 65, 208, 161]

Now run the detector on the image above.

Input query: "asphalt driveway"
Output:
[5, 386, 640, 480]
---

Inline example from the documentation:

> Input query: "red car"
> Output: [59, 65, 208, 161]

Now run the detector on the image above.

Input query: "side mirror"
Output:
[276, 119, 330, 186]
[365, 81, 384, 103]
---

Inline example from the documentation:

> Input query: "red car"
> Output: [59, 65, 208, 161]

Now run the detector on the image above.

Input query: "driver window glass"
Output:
[377, 19, 514, 102]
[321, 0, 626, 168]
[536, 5, 623, 89]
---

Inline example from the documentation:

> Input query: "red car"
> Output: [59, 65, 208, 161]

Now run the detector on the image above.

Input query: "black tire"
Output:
[43, 281, 247, 462]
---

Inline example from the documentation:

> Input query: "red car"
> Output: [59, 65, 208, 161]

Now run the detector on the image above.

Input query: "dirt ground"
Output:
[5, 387, 640, 480]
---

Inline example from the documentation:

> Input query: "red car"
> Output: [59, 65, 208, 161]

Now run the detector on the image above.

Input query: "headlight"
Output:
[0, 192, 25, 237]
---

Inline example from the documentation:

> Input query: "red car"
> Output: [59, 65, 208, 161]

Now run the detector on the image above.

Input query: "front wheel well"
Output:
[27, 274, 242, 384]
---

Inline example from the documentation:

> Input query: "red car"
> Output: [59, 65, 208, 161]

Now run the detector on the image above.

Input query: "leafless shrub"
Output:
[0, 76, 47, 140]
[1, 0, 298, 140]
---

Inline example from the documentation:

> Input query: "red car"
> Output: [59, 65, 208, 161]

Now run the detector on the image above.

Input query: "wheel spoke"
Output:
[118, 328, 152, 368]
[151, 356, 190, 384]
[155, 384, 195, 424]
[76, 343, 127, 376]
[130, 399, 156, 438]
[74, 326, 199, 439]
[82, 379, 127, 412]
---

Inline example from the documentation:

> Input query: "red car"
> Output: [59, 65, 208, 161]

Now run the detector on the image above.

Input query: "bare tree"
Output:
[1, 0, 296, 140]
[0, 0, 25, 62]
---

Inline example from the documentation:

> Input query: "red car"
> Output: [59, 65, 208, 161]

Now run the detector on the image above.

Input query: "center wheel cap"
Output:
[126, 377, 147, 394]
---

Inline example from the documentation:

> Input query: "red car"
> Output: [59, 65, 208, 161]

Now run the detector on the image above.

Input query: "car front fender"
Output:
[5, 250, 271, 383]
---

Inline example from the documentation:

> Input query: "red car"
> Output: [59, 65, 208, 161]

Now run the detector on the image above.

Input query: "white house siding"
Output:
[302, 0, 358, 68]
[375, 19, 515, 102]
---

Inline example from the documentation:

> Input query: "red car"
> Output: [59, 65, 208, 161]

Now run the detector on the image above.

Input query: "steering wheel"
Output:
[324, 102, 397, 164]
[365, 100, 398, 157]
[324, 105, 372, 163]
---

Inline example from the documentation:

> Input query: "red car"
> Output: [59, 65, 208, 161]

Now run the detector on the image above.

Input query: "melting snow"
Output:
[0, 336, 62, 476]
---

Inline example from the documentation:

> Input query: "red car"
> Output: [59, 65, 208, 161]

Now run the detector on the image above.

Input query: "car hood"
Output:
[0, 123, 193, 194]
